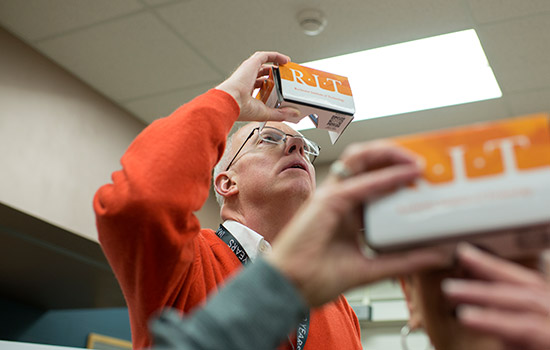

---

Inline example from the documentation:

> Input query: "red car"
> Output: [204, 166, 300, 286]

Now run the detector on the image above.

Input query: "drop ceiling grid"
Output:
[0, 0, 145, 41]
[466, 0, 550, 24]
[0, 0, 548, 136]
[123, 81, 218, 123]
[32, 11, 222, 102]
[155, 0, 474, 71]
[475, 12, 550, 94]
[155, 0, 300, 73]
[506, 88, 550, 117]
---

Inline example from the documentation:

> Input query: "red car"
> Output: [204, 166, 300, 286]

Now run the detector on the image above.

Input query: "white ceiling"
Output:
[1, 0, 550, 163]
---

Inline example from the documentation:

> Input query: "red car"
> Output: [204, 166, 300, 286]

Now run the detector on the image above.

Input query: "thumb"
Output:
[262, 106, 302, 123]
[277, 107, 302, 122]
[353, 248, 449, 286]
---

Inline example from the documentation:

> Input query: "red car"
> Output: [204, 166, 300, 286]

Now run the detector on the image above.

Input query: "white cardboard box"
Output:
[257, 62, 355, 144]
[365, 113, 550, 258]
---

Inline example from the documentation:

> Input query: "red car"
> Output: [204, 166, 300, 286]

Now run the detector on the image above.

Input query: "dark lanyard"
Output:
[215, 225, 310, 350]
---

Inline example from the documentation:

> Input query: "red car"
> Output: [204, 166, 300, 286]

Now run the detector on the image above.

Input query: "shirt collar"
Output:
[222, 220, 272, 262]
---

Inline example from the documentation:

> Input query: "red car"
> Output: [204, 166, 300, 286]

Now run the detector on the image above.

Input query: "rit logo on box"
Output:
[401, 133, 550, 186]
[279, 63, 352, 96]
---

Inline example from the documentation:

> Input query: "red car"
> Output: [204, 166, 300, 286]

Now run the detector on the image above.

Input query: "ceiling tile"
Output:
[478, 13, 550, 93]
[142, 0, 184, 6]
[34, 12, 222, 101]
[123, 82, 218, 124]
[0, 0, 144, 41]
[506, 88, 550, 116]
[467, 0, 550, 24]
[156, 0, 473, 74]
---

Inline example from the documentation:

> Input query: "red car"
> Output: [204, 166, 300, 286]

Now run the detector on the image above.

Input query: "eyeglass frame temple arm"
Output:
[224, 128, 259, 171]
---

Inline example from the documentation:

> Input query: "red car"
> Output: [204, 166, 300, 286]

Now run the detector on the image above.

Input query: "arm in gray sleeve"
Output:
[150, 258, 309, 350]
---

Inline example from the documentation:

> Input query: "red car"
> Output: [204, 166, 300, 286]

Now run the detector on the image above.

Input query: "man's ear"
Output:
[214, 172, 239, 200]
[399, 277, 423, 330]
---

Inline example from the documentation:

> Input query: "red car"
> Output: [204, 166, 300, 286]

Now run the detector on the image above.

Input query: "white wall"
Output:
[0, 27, 145, 241]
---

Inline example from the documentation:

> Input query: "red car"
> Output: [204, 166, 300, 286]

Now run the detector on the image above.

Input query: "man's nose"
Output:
[284, 136, 306, 157]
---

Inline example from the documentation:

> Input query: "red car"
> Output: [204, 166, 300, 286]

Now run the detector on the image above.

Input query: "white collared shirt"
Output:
[222, 220, 272, 262]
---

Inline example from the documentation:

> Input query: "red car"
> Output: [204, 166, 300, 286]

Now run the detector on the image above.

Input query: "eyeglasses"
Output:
[225, 126, 321, 171]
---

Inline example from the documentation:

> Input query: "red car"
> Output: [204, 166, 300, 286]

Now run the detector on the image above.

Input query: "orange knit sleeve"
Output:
[93, 89, 239, 334]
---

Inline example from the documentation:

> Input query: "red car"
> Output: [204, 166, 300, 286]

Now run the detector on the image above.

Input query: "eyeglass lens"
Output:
[259, 127, 319, 158]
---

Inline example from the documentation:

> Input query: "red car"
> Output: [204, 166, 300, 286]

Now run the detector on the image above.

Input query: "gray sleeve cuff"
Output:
[151, 258, 308, 350]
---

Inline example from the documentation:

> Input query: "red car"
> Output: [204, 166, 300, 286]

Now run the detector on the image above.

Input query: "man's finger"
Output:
[257, 65, 272, 78]
[540, 250, 550, 283]
[353, 248, 449, 285]
[254, 77, 267, 89]
[241, 51, 290, 77]
[337, 163, 421, 204]
[339, 142, 421, 177]
[442, 278, 550, 314]
[262, 106, 302, 122]
[457, 243, 544, 286]
[251, 51, 291, 66]
[457, 306, 550, 349]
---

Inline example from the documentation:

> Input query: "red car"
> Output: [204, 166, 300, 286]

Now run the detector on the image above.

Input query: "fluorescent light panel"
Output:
[293, 29, 502, 130]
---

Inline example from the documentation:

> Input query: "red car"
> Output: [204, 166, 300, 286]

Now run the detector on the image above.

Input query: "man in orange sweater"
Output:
[94, 51, 438, 349]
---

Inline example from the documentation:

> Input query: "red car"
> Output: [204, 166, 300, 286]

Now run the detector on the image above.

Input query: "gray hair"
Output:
[212, 122, 249, 207]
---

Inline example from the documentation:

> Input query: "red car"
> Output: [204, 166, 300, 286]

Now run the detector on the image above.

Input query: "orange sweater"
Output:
[94, 89, 362, 349]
